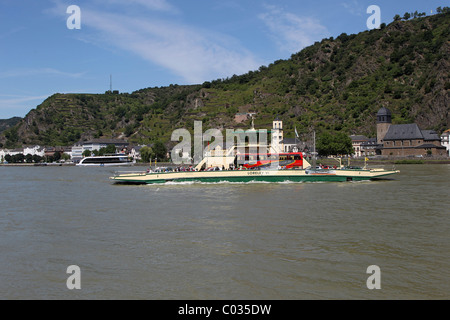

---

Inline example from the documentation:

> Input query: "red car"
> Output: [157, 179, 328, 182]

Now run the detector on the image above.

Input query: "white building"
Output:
[350, 135, 369, 158]
[271, 117, 284, 153]
[129, 145, 150, 161]
[282, 138, 307, 153]
[23, 145, 45, 157]
[83, 139, 128, 152]
[71, 144, 84, 161]
[81, 139, 129, 152]
[2, 148, 23, 156]
[61, 146, 73, 159]
[0, 148, 23, 163]
[0, 146, 45, 162]
[441, 130, 450, 156]
[72, 139, 129, 161]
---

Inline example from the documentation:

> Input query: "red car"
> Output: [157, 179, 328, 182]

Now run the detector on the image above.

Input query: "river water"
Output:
[0, 164, 448, 299]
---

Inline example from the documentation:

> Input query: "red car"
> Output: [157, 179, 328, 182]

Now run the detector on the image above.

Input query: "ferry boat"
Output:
[77, 154, 134, 167]
[110, 119, 399, 184]
[110, 152, 399, 184]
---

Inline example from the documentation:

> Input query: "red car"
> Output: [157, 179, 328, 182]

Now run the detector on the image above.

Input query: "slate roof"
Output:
[282, 138, 298, 145]
[383, 124, 423, 140]
[377, 107, 391, 116]
[415, 144, 446, 149]
[421, 130, 440, 141]
[350, 135, 368, 141]
[361, 138, 377, 146]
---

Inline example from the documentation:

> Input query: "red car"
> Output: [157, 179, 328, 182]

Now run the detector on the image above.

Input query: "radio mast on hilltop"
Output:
[110, 74, 112, 92]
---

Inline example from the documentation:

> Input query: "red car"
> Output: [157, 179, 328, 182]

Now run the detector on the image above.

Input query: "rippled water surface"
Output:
[0, 164, 449, 299]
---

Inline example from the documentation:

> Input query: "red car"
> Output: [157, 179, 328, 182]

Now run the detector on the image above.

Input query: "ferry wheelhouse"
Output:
[77, 155, 134, 167]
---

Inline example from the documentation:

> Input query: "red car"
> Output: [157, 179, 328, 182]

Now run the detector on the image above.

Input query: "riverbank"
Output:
[316, 158, 450, 166]
[0, 163, 76, 166]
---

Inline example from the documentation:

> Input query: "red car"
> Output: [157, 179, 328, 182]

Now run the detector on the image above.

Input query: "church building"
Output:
[376, 107, 446, 156]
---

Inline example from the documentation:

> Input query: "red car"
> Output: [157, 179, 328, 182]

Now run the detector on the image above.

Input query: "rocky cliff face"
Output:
[0, 117, 21, 134]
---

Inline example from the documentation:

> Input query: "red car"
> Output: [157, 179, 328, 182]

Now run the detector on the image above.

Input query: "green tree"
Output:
[404, 62, 414, 75]
[317, 131, 353, 157]
[82, 150, 92, 157]
[124, 124, 134, 137]
[393, 14, 401, 21]
[106, 144, 117, 154]
[25, 154, 33, 163]
[140, 146, 153, 163]
[53, 151, 61, 162]
[61, 153, 71, 161]
[4, 127, 19, 147]
[403, 12, 411, 20]
[152, 141, 167, 161]
[32, 155, 43, 163]
[115, 106, 127, 118]
[97, 144, 117, 155]
[13, 154, 25, 163]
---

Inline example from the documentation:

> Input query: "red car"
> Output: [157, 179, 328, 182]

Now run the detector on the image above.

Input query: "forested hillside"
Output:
[1, 10, 449, 149]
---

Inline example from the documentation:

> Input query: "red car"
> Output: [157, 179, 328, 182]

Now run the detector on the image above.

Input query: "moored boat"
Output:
[77, 154, 134, 167]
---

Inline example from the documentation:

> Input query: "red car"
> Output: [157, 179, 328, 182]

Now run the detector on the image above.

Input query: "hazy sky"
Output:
[0, 0, 445, 118]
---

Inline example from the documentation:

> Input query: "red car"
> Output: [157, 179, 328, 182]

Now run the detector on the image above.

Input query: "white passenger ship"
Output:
[77, 155, 134, 167]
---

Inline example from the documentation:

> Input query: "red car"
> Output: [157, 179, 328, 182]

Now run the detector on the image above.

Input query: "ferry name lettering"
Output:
[247, 171, 269, 175]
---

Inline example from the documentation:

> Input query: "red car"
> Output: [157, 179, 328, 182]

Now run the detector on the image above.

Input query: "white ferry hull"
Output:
[77, 162, 133, 167]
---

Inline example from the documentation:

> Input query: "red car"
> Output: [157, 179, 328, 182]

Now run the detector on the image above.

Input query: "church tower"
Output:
[271, 117, 284, 153]
[376, 107, 392, 145]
